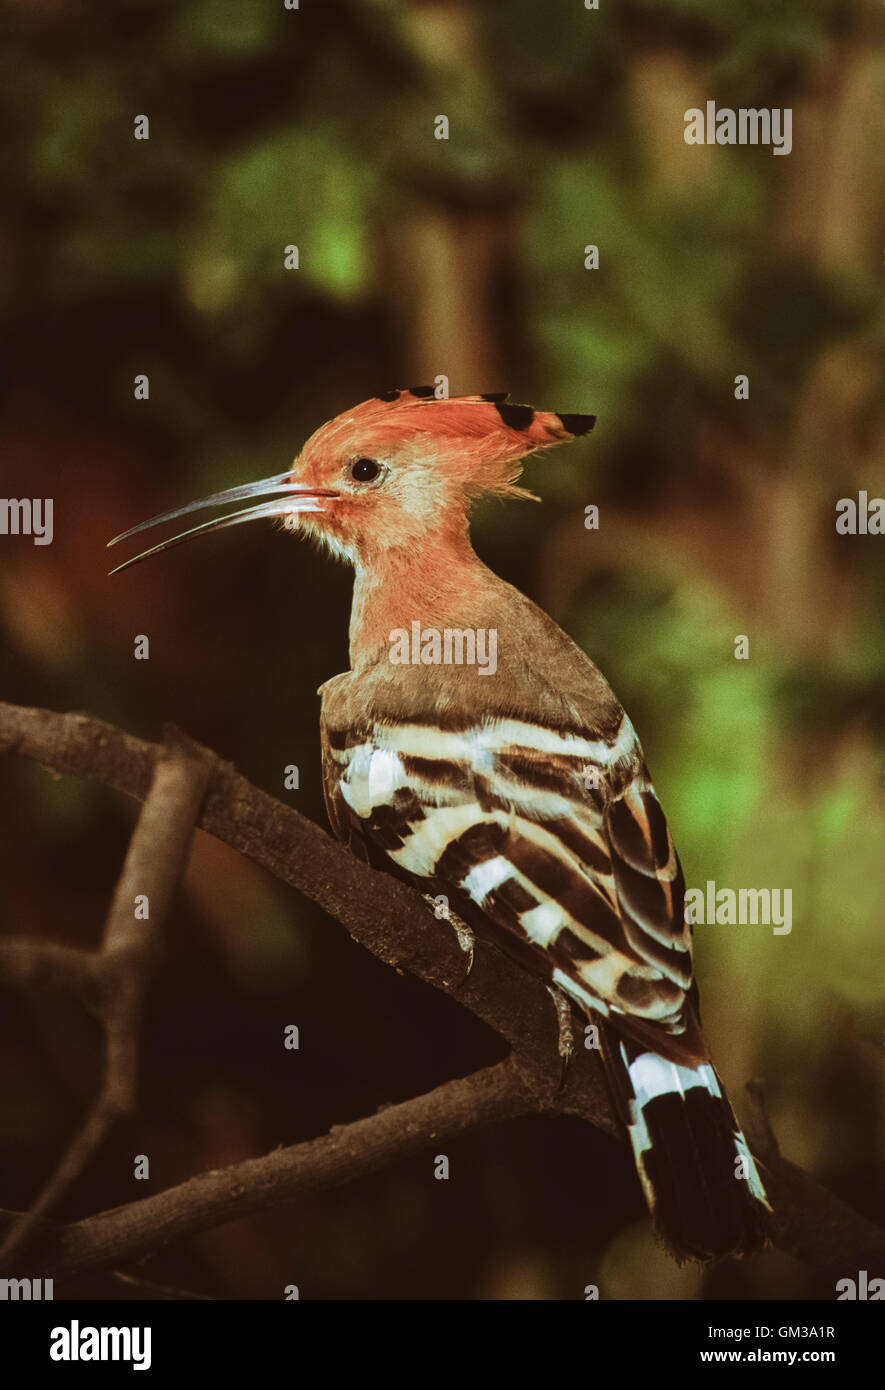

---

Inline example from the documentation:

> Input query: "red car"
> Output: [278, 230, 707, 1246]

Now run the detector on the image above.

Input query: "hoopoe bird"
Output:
[109, 387, 771, 1261]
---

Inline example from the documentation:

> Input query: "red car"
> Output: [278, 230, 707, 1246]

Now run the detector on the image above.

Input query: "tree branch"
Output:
[744, 1081, 885, 1280]
[1, 700, 883, 1290]
[1, 1058, 536, 1280]
[0, 700, 619, 1132]
[0, 731, 210, 1265]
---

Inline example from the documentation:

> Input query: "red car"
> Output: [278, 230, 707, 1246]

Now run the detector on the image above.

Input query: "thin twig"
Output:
[0, 732, 210, 1265]
[0, 940, 102, 1000]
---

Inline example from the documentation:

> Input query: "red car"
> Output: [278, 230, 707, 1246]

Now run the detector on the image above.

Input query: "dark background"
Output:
[1, 0, 883, 1299]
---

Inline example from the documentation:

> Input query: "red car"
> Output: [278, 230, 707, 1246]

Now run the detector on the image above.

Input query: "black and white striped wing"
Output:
[321, 713, 693, 1037]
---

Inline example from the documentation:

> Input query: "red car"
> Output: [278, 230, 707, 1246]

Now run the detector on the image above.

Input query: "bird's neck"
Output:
[348, 521, 502, 671]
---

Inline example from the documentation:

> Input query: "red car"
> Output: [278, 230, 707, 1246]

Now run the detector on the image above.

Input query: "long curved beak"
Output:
[106, 470, 339, 575]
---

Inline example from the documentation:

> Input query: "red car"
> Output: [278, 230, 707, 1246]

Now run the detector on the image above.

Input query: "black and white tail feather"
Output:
[601, 1028, 770, 1261]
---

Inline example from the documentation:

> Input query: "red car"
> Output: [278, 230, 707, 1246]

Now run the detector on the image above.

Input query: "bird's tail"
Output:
[601, 1029, 771, 1262]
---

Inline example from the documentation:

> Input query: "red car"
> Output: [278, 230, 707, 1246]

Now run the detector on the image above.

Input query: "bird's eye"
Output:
[349, 457, 383, 484]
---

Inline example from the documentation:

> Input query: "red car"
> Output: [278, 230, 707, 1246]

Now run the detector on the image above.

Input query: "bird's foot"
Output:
[546, 984, 576, 1090]
[422, 893, 475, 984]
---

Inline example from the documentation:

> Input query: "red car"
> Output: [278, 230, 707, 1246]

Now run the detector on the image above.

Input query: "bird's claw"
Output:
[451, 919, 475, 979]
[422, 894, 475, 985]
[546, 984, 576, 1089]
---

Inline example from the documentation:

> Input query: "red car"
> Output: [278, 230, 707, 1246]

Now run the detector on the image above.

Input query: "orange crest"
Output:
[301, 387, 596, 498]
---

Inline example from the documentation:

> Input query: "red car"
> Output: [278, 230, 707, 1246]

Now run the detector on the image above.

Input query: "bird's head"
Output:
[108, 389, 594, 574]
